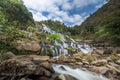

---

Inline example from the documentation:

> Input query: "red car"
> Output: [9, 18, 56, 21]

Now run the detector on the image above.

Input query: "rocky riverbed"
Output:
[0, 47, 120, 80]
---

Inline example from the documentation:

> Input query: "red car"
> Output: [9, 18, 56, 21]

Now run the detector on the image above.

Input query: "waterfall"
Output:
[54, 40, 69, 56]
[40, 24, 109, 80]
[52, 64, 109, 80]
[40, 24, 95, 57]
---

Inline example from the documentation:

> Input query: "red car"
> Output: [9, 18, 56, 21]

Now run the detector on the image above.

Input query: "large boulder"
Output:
[0, 55, 54, 80]
[93, 48, 113, 55]
[15, 39, 41, 52]
[0, 52, 15, 62]
[90, 66, 109, 74]
[91, 59, 107, 66]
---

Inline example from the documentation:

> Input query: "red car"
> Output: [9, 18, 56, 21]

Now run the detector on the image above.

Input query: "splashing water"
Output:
[40, 24, 95, 57]
[52, 64, 109, 80]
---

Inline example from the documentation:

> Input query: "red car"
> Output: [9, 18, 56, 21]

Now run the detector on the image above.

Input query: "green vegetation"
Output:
[39, 20, 72, 35]
[0, 0, 34, 29]
[48, 34, 61, 42]
[72, 0, 120, 46]
[0, 0, 35, 54]
[0, 0, 119, 56]
[36, 32, 48, 41]
[0, 39, 18, 54]
[4, 26, 26, 38]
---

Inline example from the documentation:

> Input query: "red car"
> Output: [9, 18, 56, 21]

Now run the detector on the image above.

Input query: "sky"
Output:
[22, 0, 107, 26]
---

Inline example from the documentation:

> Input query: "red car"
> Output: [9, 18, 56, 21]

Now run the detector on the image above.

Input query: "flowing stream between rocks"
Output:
[41, 24, 109, 80]
[52, 64, 109, 80]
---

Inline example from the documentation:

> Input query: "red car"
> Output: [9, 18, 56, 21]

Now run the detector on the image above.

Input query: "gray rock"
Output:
[0, 56, 54, 80]
[15, 39, 41, 52]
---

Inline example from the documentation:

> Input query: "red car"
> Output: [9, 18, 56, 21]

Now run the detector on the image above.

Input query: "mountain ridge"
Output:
[72, 0, 120, 46]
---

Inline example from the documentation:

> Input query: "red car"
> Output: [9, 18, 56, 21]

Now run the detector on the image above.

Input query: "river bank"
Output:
[0, 47, 120, 80]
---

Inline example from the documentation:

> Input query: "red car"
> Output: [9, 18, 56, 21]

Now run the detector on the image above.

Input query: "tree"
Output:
[0, 0, 34, 29]
[101, 11, 120, 46]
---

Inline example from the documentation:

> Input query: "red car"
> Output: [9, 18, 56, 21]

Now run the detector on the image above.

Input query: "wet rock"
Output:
[103, 70, 113, 79]
[73, 52, 84, 59]
[0, 59, 36, 76]
[91, 66, 109, 74]
[12, 55, 50, 62]
[75, 62, 83, 66]
[15, 39, 41, 52]
[93, 49, 104, 55]
[105, 65, 120, 79]
[109, 47, 120, 54]
[0, 56, 54, 80]
[56, 74, 77, 80]
[39, 61, 55, 73]
[91, 59, 107, 66]
[116, 60, 120, 65]
[30, 55, 50, 63]
[94, 48, 113, 55]
[109, 62, 119, 67]
[57, 74, 66, 80]
[82, 60, 89, 65]
[107, 64, 120, 73]
[106, 57, 112, 62]
[103, 48, 113, 54]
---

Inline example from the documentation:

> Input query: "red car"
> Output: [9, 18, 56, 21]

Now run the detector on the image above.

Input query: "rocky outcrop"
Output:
[0, 52, 15, 62]
[0, 48, 120, 80]
[49, 51, 120, 80]
[14, 39, 41, 52]
[0, 55, 54, 80]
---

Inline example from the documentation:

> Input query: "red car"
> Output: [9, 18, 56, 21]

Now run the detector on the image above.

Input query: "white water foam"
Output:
[52, 64, 109, 80]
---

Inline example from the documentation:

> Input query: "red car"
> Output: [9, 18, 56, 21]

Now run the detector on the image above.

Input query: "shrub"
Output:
[48, 34, 61, 42]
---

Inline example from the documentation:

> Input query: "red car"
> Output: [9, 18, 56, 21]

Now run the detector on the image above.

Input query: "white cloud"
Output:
[22, 0, 105, 26]
[95, 0, 108, 9]
[32, 12, 48, 21]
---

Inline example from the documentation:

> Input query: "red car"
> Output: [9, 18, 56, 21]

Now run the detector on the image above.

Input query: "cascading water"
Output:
[40, 24, 94, 57]
[41, 24, 109, 80]
[52, 64, 109, 80]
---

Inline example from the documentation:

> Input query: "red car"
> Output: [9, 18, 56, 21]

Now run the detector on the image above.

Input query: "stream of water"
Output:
[52, 64, 109, 80]
[40, 24, 110, 80]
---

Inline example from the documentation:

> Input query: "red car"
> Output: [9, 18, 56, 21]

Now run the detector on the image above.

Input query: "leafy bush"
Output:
[27, 26, 35, 32]
[36, 32, 47, 41]
[48, 34, 61, 42]
[3, 26, 26, 38]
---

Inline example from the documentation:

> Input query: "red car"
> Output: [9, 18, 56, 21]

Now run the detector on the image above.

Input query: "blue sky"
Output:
[22, 0, 107, 26]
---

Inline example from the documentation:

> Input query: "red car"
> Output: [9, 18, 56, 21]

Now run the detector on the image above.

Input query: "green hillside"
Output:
[0, 0, 35, 54]
[0, 0, 120, 51]
[0, 0, 34, 30]
[73, 0, 120, 46]
[38, 20, 73, 35]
